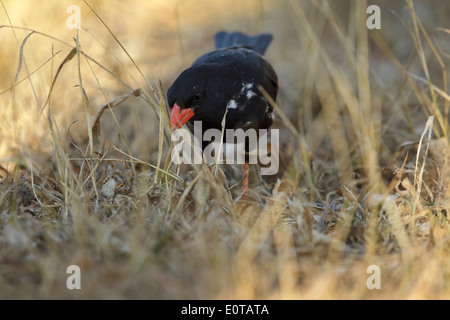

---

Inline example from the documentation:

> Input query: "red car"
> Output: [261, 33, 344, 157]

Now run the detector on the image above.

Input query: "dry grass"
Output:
[1, 0, 450, 299]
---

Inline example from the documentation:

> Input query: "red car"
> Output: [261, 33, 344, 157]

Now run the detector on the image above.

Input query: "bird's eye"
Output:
[192, 93, 202, 102]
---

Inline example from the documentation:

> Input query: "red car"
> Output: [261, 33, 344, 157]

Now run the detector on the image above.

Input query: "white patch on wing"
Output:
[246, 90, 256, 99]
[239, 82, 256, 100]
[240, 82, 254, 93]
[226, 99, 238, 109]
[265, 105, 275, 121]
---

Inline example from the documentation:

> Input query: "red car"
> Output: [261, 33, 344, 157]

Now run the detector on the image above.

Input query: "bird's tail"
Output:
[214, 31, 273, 55]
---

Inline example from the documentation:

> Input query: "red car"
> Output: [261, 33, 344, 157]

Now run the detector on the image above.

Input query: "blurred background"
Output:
[1, 0, 448, 170]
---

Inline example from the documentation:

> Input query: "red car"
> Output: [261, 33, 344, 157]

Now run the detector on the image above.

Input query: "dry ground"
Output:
[1, 0, 450, 299]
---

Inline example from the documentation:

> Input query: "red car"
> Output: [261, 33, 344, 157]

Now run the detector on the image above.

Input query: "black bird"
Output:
[168, 31, 278, 197]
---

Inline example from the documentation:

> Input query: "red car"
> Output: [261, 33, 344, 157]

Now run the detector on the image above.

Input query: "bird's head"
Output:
[167, 65, 212, 130]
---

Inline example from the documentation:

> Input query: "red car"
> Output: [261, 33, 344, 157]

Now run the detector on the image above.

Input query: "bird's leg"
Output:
[241, 162, 250, 199]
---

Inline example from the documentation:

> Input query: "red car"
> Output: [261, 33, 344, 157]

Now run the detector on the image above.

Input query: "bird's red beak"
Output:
[170, 103, 194, 130]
